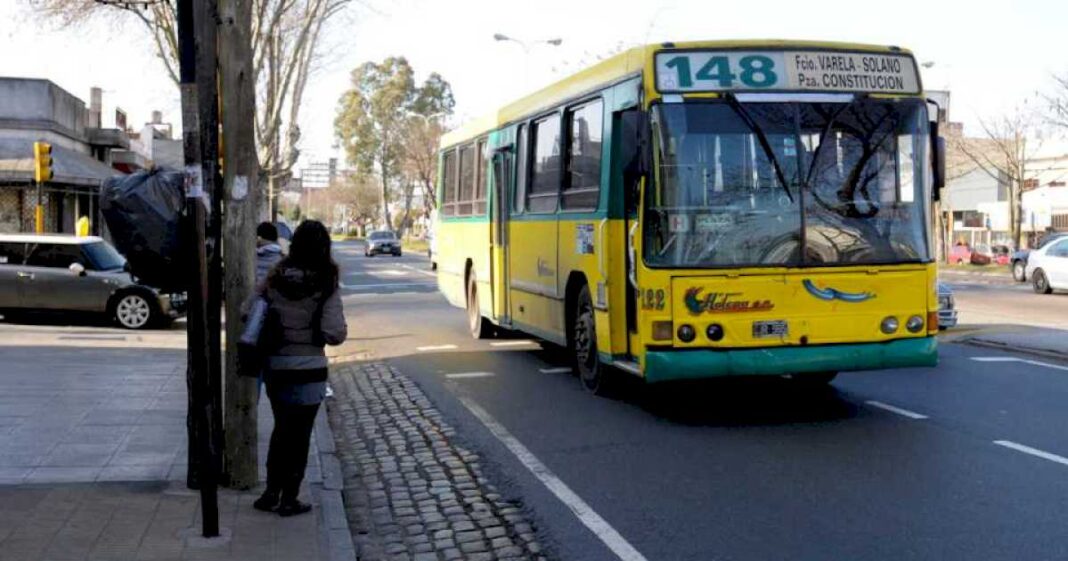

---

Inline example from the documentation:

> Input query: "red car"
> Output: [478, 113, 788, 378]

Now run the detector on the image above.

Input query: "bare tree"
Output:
[400, 115, 446, 217]
[26, 0, 352, 216]
[956, 106, 1043, 249]
[1048, 73, 1068, 132]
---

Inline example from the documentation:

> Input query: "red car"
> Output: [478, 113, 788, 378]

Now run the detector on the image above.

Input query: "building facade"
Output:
[0, 78, 137, 234]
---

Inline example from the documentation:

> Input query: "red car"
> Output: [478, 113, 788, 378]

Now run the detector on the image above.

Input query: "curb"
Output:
[959, 336, 1068, 363]
[314, 401, 357, 561]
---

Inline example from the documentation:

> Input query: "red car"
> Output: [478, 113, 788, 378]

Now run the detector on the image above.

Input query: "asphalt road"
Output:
[940, 274, 1068, 330]
[331, 241, 1068, 561]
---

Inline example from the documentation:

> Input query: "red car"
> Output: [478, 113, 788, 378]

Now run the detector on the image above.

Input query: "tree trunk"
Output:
[219, 0, 260, 489]
[380, 159, 393, 231]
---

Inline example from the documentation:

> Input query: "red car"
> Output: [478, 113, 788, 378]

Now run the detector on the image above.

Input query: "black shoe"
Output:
[277, 499, 312, 517]
[253, 490, 280, 512]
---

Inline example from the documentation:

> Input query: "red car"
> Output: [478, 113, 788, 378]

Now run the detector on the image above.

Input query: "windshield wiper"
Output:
[724, 93, 794, 204]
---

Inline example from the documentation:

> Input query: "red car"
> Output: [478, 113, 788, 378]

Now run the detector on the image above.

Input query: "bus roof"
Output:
[440, 39, 915, 148]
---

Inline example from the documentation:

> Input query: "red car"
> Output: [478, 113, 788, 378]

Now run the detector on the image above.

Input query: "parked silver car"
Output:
[0, 234, 185, 329]
[937, 282, 958, 330]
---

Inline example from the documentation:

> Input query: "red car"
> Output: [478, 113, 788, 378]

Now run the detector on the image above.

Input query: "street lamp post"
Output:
[493, 33, 563, 88]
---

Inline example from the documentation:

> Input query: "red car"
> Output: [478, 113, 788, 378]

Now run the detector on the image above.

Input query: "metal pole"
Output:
[177, 0, 220, 538]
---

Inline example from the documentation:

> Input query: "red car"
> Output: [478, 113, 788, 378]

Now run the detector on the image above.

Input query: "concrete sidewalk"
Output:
[0, 341, 354, 561]
[956, 325, 1068, 361]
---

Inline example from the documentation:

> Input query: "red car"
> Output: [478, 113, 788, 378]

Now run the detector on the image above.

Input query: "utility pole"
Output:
[219, 0, 260, 489]
[177, 0, 221, 538]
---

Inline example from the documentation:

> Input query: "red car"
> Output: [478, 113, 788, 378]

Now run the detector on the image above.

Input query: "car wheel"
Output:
[571, 285, 610, 395]
[112, 292, 157, 330]
[466, 270, 493, 339]
[1012, 261, 1026, 282]
[1033, 269, 1053, 294]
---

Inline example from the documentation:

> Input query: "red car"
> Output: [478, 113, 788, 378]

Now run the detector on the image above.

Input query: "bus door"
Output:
[491, 146, 513, 324]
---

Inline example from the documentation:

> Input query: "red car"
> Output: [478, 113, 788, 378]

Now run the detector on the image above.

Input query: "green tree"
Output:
[334, 57, 453, 234]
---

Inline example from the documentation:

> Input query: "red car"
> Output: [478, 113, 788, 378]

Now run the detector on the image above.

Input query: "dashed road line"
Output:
[970, 356, 1068, 372]
[865, 400, 929, 420]
[455, 396, 650, 561]
[994, 440, 1068, 468]
[445, 372, 495, 379]
[340, 281, 436, 290]
[416, 344, 458, 352]
[489, 340, 537, 347]
[539, 367, 573, 374]
[400, 264, 438, 278]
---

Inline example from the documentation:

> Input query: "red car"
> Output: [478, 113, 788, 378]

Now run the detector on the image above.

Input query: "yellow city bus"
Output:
[434, 40, 945, 393]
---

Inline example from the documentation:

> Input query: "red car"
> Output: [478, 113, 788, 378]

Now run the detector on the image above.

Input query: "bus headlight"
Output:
[677, 324, 696, 342]
[880, 316, 899, 334]
[905, 315, 924, 333]
[706, 323, 724, 341]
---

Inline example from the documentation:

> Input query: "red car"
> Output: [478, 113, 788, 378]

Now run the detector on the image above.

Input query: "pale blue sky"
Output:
[2, 0, 1066, 169]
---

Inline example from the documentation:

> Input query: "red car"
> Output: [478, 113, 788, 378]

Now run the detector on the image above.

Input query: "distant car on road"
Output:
[0, 234, 185, 329]
[937, 282, 957, 330]
[969, 244, 994, 266]
[365, 230, 401, 257]
[1025, 237, 1068, 294]
[1010, 233, 1068, 282]
[950, 244, 972, 265]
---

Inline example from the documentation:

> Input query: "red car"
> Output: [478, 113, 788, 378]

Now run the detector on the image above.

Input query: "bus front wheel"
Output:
[466, 271, 494, 339]
[572, 285, 608, 394]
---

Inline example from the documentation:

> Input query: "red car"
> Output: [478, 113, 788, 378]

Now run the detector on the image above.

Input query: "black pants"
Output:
[265, 391, 320, 500]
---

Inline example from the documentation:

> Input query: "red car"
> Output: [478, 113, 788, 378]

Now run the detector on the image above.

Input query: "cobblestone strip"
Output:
[328, 363, 549, 561]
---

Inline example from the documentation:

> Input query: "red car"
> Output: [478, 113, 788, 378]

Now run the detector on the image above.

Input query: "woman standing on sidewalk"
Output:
[254, 220, 347, 516]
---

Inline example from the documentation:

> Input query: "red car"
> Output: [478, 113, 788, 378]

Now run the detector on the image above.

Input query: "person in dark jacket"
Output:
[253, 220, 347, 516]
[256, 222, 285, 285]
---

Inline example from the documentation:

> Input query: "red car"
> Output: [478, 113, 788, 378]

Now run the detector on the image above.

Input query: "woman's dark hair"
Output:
[274, 220, 338, 294]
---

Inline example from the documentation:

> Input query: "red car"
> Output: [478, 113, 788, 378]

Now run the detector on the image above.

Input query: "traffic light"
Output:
[33, 141, 53, 183]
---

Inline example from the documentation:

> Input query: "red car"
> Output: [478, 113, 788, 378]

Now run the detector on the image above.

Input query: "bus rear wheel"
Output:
[572, 285, 608, 394]
[466, 270, 493, 339]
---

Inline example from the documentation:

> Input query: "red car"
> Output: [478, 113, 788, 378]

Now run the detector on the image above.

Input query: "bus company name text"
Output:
[684, 287, 775, 315]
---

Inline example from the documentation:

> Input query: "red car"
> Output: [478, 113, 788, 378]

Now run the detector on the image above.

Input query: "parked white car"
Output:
[1025, 237, 1068, 294]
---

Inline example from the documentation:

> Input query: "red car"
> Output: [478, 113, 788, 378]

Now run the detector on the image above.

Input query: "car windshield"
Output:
[370, 232, 396, 240]
[82, 241, 127, 271]
[645, 98, 932, 268]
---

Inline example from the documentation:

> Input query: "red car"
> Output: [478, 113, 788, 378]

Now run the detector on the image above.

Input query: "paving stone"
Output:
[328, 363, 550, 561]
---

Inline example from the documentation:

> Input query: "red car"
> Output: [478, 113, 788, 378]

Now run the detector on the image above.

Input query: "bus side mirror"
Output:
[930, 120, 945, 201]
[620, 109, 649, 211]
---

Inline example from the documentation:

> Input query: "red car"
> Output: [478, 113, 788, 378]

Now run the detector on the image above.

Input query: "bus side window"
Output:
[442, 149, 457, 216]
[514, 124, 528, 215]
[474, 138, 488, 215]
[527, 113, 561, 213]
[458, 143, 475, 216]
[562, 99, 603, 211]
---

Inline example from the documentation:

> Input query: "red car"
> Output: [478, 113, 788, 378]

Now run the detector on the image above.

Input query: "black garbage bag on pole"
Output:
[100, 168, 188, 293]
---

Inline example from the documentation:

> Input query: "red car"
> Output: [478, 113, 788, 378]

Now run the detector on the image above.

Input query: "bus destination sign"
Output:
[655, 50, 920, 95]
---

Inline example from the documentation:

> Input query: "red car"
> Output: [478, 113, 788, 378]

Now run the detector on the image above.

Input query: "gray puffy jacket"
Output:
[261, 264, 347, 373]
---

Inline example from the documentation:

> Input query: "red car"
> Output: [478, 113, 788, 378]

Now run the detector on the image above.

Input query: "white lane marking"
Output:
[400, 264, 438, 278]
[445, 372, 495, 379]
[539, 367, 573, 374]
[416, 344, 458, 352]
[994, 440, 1068, 468]
[340, 281, 436, 290]
[456, 396, 649, 561]
[865, 400, 929, 420]
[970, 356, 1068, 372]
[489, 340, 536, 347]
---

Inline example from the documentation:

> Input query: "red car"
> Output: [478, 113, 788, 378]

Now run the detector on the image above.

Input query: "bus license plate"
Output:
[753, 320, 788, 338]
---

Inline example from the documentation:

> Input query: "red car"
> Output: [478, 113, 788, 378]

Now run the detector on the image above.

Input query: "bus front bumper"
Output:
[642, 337, 937, 384]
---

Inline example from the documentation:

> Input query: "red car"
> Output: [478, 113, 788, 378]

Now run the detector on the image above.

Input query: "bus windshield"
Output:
[644, 98, 931, 268]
